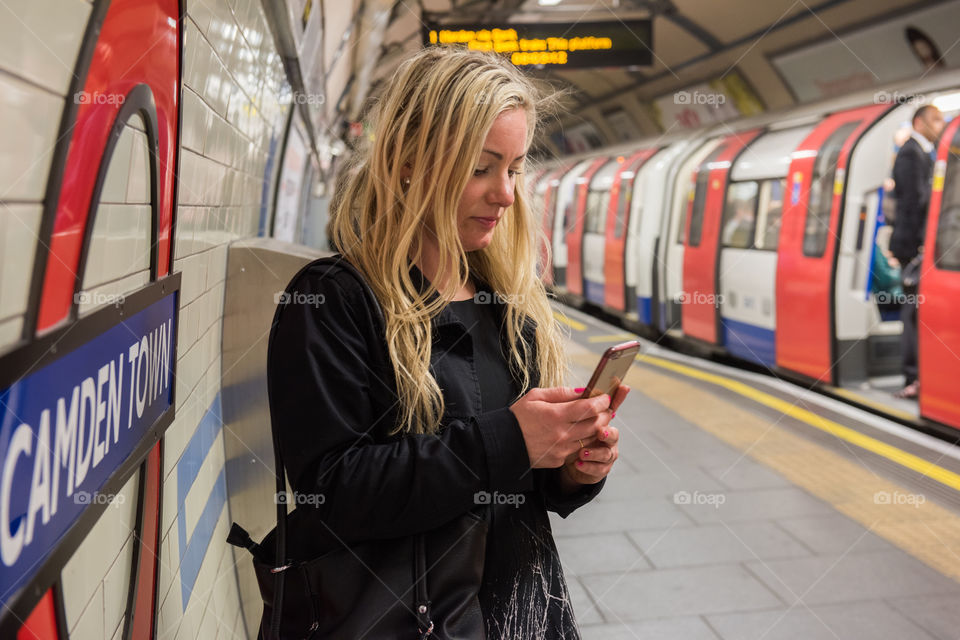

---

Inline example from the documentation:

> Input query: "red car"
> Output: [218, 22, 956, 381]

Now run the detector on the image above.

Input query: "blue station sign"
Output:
[0, 278, 178, 602]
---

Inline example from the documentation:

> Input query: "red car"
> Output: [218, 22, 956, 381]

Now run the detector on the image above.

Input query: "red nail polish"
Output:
[576, 460, 584, 467]
[583, 450, 589, 457]
[603, 429, 609, 439]
[612, 412, 616, 418]
[574, 387, 585, 393]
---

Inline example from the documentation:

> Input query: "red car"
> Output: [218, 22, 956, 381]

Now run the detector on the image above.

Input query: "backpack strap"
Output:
[264, 253, 386, 635]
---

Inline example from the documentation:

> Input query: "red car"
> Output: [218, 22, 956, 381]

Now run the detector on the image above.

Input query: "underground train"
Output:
[533, 72, 960, 434]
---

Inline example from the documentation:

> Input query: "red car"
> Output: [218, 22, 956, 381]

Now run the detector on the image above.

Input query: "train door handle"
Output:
[855, 203, 868, 252]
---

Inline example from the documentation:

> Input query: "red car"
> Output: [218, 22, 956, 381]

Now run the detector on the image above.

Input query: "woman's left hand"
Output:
[560, 384, 629, 486]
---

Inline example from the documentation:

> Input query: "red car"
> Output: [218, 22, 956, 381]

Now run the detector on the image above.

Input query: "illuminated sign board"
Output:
[424, 20, 653, 69]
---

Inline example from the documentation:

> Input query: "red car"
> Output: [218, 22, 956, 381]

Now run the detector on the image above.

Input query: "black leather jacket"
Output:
[269, 255, 603, 548]
[268, 255, 604, 637]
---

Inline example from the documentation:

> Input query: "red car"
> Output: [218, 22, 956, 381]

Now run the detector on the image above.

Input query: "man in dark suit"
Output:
[890, 104, 944, 399]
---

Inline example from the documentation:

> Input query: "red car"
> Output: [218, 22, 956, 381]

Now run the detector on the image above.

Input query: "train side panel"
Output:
[656, 139, 720, 332]
[682, 130, 762, 345]
[775, 105, 887, 383]
[920, 118, 960, 428]
[719, 125, 813, 367]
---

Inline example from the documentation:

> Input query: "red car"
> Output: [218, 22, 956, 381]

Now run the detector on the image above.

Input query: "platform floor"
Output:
[549, 303, 960, 640]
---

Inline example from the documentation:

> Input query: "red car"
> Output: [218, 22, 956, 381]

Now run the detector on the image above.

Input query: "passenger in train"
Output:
[269, 46, 629, 638]
[870, 233, 903, 319]
[721, 189, 757, 247]
[890, 104, 945, 399]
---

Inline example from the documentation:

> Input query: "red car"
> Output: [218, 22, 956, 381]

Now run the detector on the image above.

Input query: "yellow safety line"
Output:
[586, 351, 960, 584]
[637, 354, 960, 494]
[828, 386, 918, 423]
[553, 310, 586, 331]
[587, 333, 637, 343]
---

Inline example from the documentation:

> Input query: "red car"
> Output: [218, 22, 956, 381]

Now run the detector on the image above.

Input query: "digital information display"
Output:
[424, 20, 652, 69]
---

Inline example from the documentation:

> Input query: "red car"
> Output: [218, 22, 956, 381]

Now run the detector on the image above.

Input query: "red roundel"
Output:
[11, 1, 181, 638]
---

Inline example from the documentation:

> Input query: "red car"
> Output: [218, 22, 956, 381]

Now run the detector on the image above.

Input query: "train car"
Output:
[540, 74, 960, 434]
[602, 147, 661, 321]
[561, 156, 610, 304]
[777, 103, 891, 384]
[656, 136, 722, 334]
[624, 139, 699, 330]
[531, 168, 562, 284]
[581, 157, 623, 306]
[681, 127, 763, 347]
[548, 158, 593, 292]
[718, 123, 815, 367]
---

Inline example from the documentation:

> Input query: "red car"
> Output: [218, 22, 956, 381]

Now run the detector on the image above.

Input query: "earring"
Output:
[403, 177, 411, 186]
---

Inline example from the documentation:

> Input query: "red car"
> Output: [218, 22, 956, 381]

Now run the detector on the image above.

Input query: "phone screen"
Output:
[582, 341, 641, 401]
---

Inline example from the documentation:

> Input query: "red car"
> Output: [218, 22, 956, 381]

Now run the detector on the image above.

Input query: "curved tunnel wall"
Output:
[0, 1, 325, 638]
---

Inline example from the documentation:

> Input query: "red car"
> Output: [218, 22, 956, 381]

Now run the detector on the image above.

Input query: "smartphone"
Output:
[580, 340, 641, 404]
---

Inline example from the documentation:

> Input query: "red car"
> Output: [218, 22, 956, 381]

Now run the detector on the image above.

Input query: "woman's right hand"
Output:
[509, 387, 613, 468]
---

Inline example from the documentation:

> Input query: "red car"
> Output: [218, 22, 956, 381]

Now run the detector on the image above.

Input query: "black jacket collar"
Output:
[405, 258, 540, 388]
[407, 260, 500, 329]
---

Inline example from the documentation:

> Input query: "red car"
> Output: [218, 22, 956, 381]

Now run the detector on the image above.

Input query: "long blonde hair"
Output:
[328, 46, 568, 436]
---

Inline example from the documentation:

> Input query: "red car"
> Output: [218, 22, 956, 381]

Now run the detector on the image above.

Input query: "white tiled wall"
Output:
[0, 0, 92, 96]
[0, 0, 92, 353]
[155, 1, 289, 639]
[79, 115, 152, 315]
[1, 0, 290, 637]
[62, 112, 160, 640]
[61, 472, 140, 639]
[0, 204, 41, 347]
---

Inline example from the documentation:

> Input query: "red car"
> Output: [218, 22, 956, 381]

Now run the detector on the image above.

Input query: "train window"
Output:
[937, 206, 960, 270]
[687, 172, 710, 247]
[755, 178, 786, 251]
[935, 126, 960, 270]
[688, 143, 728, 247]
[613, 175, 634, 239]
[531, 191, 546, 223]
[803, 121, 859, 257]
[545, 183, 560, 236]
[721, 181, 759, 249]
[562, 198, 575, 234]
[584, 189, 609, 234]
[676, 185, 692, 244]
[598, 189, 613, 234]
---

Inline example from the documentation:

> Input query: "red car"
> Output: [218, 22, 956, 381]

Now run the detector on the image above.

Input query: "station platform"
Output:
[7, 2, 960, 638]
[550, 303, 960, 640]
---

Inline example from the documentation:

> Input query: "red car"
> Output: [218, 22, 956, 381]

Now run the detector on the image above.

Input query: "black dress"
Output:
[448, 296, 585, 640]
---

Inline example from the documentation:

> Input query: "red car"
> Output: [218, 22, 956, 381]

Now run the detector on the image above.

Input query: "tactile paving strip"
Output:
[572, 352, 960, 584]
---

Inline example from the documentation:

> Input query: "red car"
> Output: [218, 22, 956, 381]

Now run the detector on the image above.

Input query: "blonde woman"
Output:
[270, 46, 629, 638]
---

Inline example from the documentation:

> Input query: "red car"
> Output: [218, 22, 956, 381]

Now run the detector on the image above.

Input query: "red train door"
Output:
[604, 149, 658, 312]
[775, 105, 887, 383]
[539, 167, 567, 286]
[919, 116, 960, 429]
[565, 157, 609, 297]
[681, 129, 761, 344]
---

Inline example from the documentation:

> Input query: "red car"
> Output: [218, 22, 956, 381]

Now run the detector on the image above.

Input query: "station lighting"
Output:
[932, 91, 960, 115]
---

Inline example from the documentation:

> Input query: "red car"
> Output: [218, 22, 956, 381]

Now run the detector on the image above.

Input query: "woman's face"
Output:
[456, 108, 528, 251]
